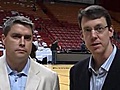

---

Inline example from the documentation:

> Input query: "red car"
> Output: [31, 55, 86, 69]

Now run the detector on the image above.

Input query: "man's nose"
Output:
[91, 30, 98, 37]
[90, 30, 98, 40]
[19, 36, 25, 47]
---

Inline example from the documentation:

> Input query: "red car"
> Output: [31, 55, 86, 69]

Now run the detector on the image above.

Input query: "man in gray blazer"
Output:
[0, 16, 60, 90]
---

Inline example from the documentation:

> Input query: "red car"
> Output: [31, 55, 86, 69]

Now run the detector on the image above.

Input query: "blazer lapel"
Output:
[0, 55, 11, 90]
[25, 72, 41, 90]
[25, 60, 41, 90]
[102, 49, 120, 90]
[77, 59, 91, 90]
[78, 67, 91, 90]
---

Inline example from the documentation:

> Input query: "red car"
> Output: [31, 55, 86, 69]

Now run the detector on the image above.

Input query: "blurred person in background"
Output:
[30, 43, 38, 61]
[50, 38, 61, 64]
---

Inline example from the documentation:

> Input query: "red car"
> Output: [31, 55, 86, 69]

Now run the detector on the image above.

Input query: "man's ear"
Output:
[80, 30, 84, 41]
[109, 26, 114, 38]
[109, 27, 113, 32]
[1, 34, 5, 46]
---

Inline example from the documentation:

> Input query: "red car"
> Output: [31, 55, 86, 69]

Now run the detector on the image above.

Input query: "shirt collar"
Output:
[7, 59, 30, 76]
[88, 44, 117, 72]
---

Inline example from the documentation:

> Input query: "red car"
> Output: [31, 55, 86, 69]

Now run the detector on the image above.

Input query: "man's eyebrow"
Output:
[11, 33, 32, 37]
[83, 24, 103, 28]
[24, 35, 32, 38]
[94, 24, 104, 27]
[11, 33, 21, 36]
[83, 26, 91, 29]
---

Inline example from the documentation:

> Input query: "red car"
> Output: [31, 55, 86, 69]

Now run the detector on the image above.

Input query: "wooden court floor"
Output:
[45, 64, 73, 90]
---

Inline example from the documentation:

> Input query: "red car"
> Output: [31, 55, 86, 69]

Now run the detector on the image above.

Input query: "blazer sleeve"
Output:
[70, 66, 75, 90]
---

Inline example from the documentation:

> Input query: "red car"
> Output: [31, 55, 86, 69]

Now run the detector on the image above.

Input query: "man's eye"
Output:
[84, 28, 91, 32]
[95, 27, 103, 31]
[24, 36, 32, 40]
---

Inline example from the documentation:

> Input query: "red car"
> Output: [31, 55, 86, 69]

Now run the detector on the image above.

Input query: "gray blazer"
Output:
[0, 54, 60, 90]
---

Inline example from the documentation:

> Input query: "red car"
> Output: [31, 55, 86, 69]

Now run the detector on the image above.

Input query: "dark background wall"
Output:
[53, 0, 120, 12]
[100, 0, 120, 12]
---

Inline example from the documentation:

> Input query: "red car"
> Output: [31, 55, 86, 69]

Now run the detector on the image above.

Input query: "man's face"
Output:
[81, 17, 114, 54]
[2, 24, 33, 61]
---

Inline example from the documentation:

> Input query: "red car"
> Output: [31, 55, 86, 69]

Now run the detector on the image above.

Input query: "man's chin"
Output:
[16, 54, 28, 58]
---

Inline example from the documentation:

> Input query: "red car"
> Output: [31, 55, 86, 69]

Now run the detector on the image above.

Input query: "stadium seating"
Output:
[0, 0, 119, 53]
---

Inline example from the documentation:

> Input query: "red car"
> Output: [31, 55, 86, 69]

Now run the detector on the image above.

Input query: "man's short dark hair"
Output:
[78, 5, 112, 29]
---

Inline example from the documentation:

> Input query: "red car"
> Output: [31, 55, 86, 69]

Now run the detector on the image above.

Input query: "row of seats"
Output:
[0, 1, 120, 51]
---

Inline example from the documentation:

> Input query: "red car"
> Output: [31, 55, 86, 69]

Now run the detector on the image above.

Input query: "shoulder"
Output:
[29, 59, 59, 89]
[116, 48, 120, 54]
[70, 57, 90, 73]
[0, 54, 6, 64]
[31, 60, 58, 78]
[114, 48, 120, 59]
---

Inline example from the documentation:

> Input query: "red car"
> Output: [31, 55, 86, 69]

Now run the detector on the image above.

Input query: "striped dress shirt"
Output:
[88, 45, 117, 90]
